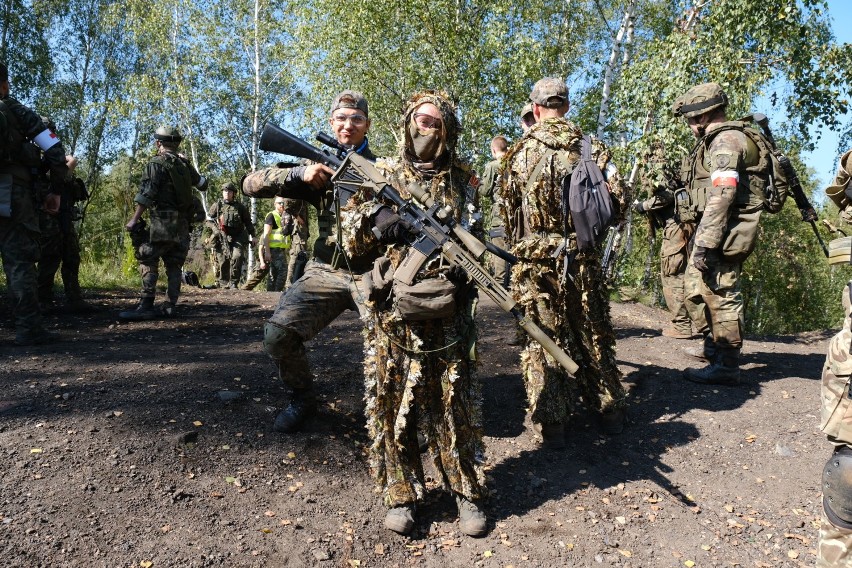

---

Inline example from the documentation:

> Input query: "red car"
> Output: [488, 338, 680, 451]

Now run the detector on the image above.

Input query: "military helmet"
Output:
[672, 83, 728, 118]
[221, 182, 237, 193]
[154, 125, 183, 143]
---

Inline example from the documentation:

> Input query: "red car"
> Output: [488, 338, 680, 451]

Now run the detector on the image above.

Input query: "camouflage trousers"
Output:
[215, 240, 246, 286]
[512, 252, 625, 425]
[0, 219, 44, 335]
[364, 288, 486, 508]
[264, 261, 367, 389]
[286, 237, 307, 290]
[243, 247, 288, 291]
[38, 213, 83, 304]
[819, 509, 852, 567]
[488, 229, 509, 288]
[683, 252, 744, 348]
[135, 234, 190, 304]
[660, 221, 706, 334]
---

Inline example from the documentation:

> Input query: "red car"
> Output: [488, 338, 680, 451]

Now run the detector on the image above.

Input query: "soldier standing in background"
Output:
[242, 197, 292, 291]
[0, 61, 68, 345]
[283, 198, 309, 288]
[501, 78, 628, 447]
[36, 140, 95, 314]
[672, 83, 772, 385]
[119, 126, 206, 320]
[632, 141, 705, 339]
[207, 182, 255, 289]
[478, 134, 509, 286]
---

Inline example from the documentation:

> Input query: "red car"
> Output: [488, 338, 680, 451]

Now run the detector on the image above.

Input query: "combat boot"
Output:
[600, 406, 626, 435]
[15, 327, 60, 346]
[384, 505, 415, 535]
[539, 422, 566, 449]
[118, 297, 157, 321]
[456, 495, 487, 537]
[684, 347, 740, 385]
[273, 387, 317, 433]
[662, 325, 693, 339]
[159, 301, 177, 318]
[65, 299, 98, 314]
[683, 334, 716, 361]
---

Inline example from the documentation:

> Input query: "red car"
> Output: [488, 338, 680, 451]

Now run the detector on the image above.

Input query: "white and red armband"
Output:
[33, 128, 61, 151]
[710, 170, 739, 187]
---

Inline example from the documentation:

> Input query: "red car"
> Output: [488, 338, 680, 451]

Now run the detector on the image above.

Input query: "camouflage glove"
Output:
[692, 246, 712, 273]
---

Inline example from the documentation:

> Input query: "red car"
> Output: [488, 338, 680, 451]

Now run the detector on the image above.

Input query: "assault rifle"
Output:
[753, 113, 829, 257]
[259, 123, 579, 376]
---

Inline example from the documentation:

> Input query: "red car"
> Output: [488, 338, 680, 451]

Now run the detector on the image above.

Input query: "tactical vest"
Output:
[151, 153, 194, 218]
[679, 121, 771, 222]
[218, 201, 244, 233]
[269, 210, 291, 249]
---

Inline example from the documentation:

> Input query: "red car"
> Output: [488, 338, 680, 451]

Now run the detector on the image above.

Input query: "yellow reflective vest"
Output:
[269, 210, 291, 249]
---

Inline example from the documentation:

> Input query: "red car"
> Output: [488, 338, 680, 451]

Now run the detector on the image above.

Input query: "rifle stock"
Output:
[259, 123, 580, 377]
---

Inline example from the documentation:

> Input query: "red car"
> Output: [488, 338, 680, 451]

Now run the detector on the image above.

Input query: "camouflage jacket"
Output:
[207, 198, 255, 242]
[684, 122, 765, 250]
[821, 282, 852, 448]
[135, 150, 202, 219]
[478, 158, 505, 229]
[500, 117, 625, 260]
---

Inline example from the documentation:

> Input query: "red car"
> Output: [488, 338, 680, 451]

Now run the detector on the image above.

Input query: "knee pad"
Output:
[824, 447, 852, 529]
[263, 322, 304, 360]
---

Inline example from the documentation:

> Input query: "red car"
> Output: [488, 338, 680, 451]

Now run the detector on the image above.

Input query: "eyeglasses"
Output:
[274, 201, 286, 206]
[332, 113, 367, 126]
[413, 113, 442, 129]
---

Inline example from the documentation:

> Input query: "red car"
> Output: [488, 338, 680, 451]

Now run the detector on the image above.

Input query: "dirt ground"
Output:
[0, 284, 833, 568]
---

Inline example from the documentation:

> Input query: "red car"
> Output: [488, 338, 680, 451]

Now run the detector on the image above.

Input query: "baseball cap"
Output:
[330, 90, 369, 116]
[530, 78, 568, 108]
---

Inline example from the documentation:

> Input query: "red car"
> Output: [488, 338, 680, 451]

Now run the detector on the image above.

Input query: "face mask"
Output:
[408, 119, 445, 162]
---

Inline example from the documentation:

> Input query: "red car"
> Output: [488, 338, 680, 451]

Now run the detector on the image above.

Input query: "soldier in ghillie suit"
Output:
[672, 82, 772, 385]
[500, 78, 627, 447]
[207, 182, 255, 289]
[0, 61, 69, 344]
[241, 90, 379, 434]
[632, 141, 706, 339]
[120, 126, 207, 320]
[361, 91, 487, 538]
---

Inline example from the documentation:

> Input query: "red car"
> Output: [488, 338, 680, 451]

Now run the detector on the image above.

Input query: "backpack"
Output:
[564, 135, 615, 251]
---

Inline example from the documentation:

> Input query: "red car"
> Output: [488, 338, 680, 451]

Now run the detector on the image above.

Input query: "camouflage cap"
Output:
[672, 83, 728, 118]
[520, 103, 534, 121]
[529, 78, 568, 108]
[154, 125, 183, 143]
[221, 182, 237, 192]
[330, 90, 369, 116]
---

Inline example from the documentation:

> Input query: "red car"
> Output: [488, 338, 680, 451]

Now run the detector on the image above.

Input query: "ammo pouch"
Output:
[149, 209, 181, 244]
[673, 187, 696, 224]
[0, 173, 12, 218]
[392, 276, 458, 321]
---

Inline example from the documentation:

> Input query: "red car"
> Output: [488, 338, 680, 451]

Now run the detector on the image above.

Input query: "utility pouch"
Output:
[673, 187, 694, 223]
[149, 209, 181, 244]
[0, 173, 12, 218]
[392, 276, 458, 322]
[363, 256, 394, 303]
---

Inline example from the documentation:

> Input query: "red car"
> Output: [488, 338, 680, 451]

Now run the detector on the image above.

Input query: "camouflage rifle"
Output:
[753, 113, 829, 257]
[259, 122, 579, 376]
